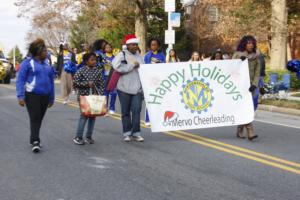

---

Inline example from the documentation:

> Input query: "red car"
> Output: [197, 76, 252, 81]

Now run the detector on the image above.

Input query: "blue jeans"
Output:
[253, 77, 264, 111]
[106, 90, 117, 111]
[117, 90, 143, 137]
[104, 75, 117, 111]
[76, 115, 96, 138]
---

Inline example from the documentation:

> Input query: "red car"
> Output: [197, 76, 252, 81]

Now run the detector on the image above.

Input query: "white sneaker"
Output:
[63, 100, 69, 105]
[109, 110, 115, 115]
[123, 136, 131, 142]
[145, 122, 151, 127]
[32, 141, 41, 153]
[132, 136, 144, 142]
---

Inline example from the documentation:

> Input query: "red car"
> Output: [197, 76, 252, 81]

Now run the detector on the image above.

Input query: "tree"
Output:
[8, 46, 23, 63]
[270, 0, 288, 70]
[69, 0, 135, 50]
[15, 0, 82, 52]
[135, 0, 147, 55]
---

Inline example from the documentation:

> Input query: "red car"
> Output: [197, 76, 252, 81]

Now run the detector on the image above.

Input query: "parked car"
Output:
[0, 51, 13, 84]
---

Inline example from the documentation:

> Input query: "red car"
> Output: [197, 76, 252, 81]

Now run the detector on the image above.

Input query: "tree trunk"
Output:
[270, 0, 288, 70]
[135, 0, 147, 55]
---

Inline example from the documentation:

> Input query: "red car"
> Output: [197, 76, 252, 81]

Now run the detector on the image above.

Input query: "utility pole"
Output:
[167, 12, 173, 50]
[165, 0, 176, 53]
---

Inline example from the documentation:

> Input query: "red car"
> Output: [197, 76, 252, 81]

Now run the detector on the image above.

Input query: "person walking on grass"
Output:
[73, 53, 105, 145]
[16, 38, 55, 153]
[112, 34, 144, 142]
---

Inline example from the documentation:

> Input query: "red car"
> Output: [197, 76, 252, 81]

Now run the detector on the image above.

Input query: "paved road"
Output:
[0, 84, 300, 200]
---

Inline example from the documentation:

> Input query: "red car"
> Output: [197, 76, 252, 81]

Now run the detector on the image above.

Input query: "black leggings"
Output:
[25, 92, 49, 144]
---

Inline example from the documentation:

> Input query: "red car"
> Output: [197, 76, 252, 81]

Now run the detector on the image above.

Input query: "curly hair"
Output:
[82, 52, 97, 64]
[92, 39, 108, 52]
[148, 38, 161, 48]
[28, 38, 46, 57]
[237, 35, 257, 52]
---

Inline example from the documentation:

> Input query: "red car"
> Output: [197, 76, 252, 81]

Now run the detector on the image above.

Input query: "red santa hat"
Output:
[123, 34, 139, 45]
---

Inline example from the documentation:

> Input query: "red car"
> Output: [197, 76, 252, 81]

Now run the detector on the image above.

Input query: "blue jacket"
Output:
[16, 58, 55, 103]
[95, 50, 105, 68]
[144, 50, 166, 64]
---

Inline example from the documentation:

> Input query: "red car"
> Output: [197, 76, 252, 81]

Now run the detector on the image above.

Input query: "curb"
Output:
[258, 104, 300, 116]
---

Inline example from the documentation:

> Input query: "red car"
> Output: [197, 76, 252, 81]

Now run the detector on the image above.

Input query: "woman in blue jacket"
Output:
[144, 38, 166, 126]
[16, 39, 55, 153]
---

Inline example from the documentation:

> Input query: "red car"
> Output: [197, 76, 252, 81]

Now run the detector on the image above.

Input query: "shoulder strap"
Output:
[122, 51, 126, 60]
[121, 51, 127, 64]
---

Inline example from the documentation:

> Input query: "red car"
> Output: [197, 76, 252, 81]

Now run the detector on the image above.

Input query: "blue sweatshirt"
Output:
[144, 50, 166, 64]
[95, 50, 105, 68]
[16, 58, 55, 103]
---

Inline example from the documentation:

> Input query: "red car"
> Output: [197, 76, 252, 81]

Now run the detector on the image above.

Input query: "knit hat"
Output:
[123, 34, 139, 45]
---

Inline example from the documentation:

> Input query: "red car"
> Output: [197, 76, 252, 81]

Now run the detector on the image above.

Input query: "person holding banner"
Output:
[144, 38, 166, 126]
[233, 35, 260, 141]
[73, 53, 105, 145]
[166, 49, 180, 63]
[112, 34, 144, 142]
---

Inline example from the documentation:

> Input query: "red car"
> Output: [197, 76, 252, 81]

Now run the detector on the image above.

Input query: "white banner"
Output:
[139, 60, 255, 132]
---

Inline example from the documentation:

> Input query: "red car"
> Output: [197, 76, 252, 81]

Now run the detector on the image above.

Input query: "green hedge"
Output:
[264, 69, 300, 90]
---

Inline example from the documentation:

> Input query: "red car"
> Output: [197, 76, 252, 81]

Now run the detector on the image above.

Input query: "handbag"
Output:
[106, 51, 127, 92]
[106, 70, 121, 92]
[80, 87, 107, 117]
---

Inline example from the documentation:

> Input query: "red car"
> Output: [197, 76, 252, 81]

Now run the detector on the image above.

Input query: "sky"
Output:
[0, 0, 31, 56]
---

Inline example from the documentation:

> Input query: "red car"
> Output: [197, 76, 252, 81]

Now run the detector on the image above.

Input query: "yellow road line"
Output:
[2, 86, 300, 174]
[175, 130, 300, 168]
[106, 113, 300, 175]
[93, 107, 300, 169]
[164, 132, 300, 175]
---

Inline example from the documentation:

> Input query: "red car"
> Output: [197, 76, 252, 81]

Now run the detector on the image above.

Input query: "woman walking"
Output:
[112, 34, 144, 142]
[60, 43, 76, 104]
[73, 53, 105, 145]
[232, 35, 260, 141]
[16, 38, 55, 153]
[103, 43, 117, 114]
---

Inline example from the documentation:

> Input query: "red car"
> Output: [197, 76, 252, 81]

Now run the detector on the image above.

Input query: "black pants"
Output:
[25, 92, 49, 144]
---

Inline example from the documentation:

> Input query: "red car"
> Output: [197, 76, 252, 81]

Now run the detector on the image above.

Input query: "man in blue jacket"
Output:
[16, 38, 55, 153]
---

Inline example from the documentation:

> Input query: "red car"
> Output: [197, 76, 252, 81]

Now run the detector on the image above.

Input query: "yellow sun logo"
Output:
[180, 78, 213, 114]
